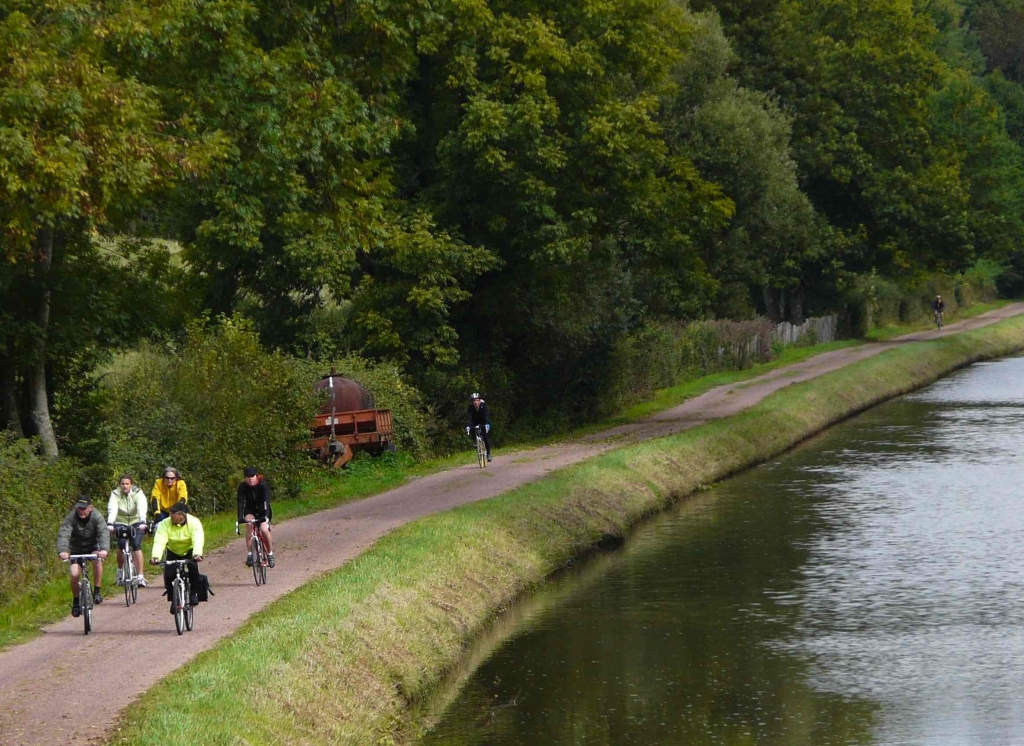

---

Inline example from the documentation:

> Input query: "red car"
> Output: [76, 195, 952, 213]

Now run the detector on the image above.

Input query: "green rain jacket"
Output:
[56, 508, 111, 555]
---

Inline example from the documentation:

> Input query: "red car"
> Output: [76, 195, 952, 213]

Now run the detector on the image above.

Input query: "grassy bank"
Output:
[110, 314, 1024, 745]
[0, 340, 860, 650]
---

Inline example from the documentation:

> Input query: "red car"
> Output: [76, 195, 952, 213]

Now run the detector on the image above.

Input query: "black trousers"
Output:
[163, 549, 200, 596]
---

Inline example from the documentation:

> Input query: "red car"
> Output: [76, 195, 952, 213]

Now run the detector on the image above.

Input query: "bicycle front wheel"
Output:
[80, 581, 91, 635]
[124, 555, 134, 607]
[477, 438, 486, 468]
[251, 536, 263, 586]
[258, 541, 268, 585]
[174, 581, 185, 635]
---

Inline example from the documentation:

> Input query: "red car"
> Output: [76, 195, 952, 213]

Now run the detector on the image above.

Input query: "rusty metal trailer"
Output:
[310, 373, 395, 467]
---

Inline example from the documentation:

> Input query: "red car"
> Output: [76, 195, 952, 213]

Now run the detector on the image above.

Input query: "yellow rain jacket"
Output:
[151, 477, 188, 514]
[151, 514, 205, 559]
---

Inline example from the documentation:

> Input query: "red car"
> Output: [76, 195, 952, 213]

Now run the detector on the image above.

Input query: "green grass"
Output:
[864, 299, 1013, 342]
[110, 314, 1024, 746]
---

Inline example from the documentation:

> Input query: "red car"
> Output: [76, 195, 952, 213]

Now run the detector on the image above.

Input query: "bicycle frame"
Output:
[474, 425, 487, 469]
[161, 559, 194, 634]
[112, 523, 143, 606]
[65, 554, 98, 635]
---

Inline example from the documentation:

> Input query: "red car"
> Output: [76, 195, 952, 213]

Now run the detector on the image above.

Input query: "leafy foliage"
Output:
[0, 434, 78, 606]
[102, 318, 318, 513]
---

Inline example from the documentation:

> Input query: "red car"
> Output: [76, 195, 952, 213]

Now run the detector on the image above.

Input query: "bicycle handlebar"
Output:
[64, 554, 99, 562]
[235, 518, 269, 534]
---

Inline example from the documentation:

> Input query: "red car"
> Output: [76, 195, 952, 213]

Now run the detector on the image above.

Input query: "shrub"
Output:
[103, 317, 318, 515]
[0, 435, 80, 606]
[844, 265, 1004, 334]
[600, 318, 775, 416]
[958, 259, 1004, 305]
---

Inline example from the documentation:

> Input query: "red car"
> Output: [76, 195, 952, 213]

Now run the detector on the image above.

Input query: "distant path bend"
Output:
[2, 303, 1023, 746]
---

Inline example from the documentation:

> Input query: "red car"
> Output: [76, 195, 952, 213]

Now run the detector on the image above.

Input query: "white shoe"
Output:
[115, 569, 124, 586]
[137, 575, 148, 588]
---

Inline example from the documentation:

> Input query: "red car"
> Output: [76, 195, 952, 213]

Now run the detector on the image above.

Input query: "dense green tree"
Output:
[406, 0, 732, 422]
[108, 0, 497, 379]
[695, 0, 979, 276]
[663, 8, 823, 322]
[930, 73, 1024, 263]
[969, 0, 1024, 83]
[0, 0, 168, 457]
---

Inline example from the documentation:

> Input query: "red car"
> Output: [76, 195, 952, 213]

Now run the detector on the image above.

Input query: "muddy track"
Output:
[2, 305, 1022, 746]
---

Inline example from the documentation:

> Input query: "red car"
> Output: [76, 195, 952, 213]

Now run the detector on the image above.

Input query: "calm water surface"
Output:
[421, 357, 1024, 746]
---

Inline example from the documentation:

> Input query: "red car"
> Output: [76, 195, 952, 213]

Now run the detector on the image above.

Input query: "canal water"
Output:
[420, 357, 1024, 745]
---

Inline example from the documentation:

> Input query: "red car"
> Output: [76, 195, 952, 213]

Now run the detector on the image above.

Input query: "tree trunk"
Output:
[0, 341, 24, 438]
[27, 227, 58, 460]
[762, 286, 781, 322]
[790, 285, 805, 326]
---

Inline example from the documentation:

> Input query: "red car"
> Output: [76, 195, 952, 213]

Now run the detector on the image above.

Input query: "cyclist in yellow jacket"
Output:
[151, 466, 188, 523]
[150, 501, 204, 612]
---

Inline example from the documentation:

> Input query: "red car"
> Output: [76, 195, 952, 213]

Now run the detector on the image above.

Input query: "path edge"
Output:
[110, 315, 1024, 746]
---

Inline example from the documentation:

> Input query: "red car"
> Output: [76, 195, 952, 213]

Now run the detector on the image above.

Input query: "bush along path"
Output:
[0, 304, 1022, 746]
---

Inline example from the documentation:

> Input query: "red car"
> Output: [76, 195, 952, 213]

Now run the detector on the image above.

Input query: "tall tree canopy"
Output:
[0, 0, 169, 457]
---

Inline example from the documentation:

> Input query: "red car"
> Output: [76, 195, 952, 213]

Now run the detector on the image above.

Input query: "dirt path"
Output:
[2, 304, 1022, 746]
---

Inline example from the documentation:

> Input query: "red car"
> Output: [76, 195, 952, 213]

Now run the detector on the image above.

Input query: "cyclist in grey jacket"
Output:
[57, 497, 110, 615]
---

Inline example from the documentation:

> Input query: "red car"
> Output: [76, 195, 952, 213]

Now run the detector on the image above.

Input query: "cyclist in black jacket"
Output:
[237, 467, 275, 567]
[466, 393, 493, 462]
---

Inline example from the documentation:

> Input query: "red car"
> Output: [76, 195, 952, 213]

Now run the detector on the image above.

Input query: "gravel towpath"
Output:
[2, 303, 1022, 746]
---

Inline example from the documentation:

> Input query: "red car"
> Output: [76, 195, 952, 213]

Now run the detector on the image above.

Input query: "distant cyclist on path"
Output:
[466, 393, 493, 463]
[933, 294, 946, 328]
[237, 466, 274, 568]
[57, 496, 110, 616]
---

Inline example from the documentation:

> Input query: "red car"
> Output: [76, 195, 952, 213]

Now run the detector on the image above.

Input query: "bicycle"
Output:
[237, 519, 269, 586]
[161, 559, 195, 635]
[64, 554, 98, 635]
[934, 310, 944, 329]
[110, 523, 144, 607]
[473, 425, 487, 469]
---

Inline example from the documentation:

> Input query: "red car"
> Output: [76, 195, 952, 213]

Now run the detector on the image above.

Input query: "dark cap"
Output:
[243, 467, 258, 478]
[169, 501, 188, 514]
[74, 496, 92, 508]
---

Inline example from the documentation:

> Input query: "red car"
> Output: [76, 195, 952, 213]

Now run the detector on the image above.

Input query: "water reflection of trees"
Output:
[422, 420, 884, 745]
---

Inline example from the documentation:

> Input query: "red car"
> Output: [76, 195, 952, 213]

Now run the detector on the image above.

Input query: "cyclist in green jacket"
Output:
[106, 474, 148, 588]
[150, 501, 204, 612]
